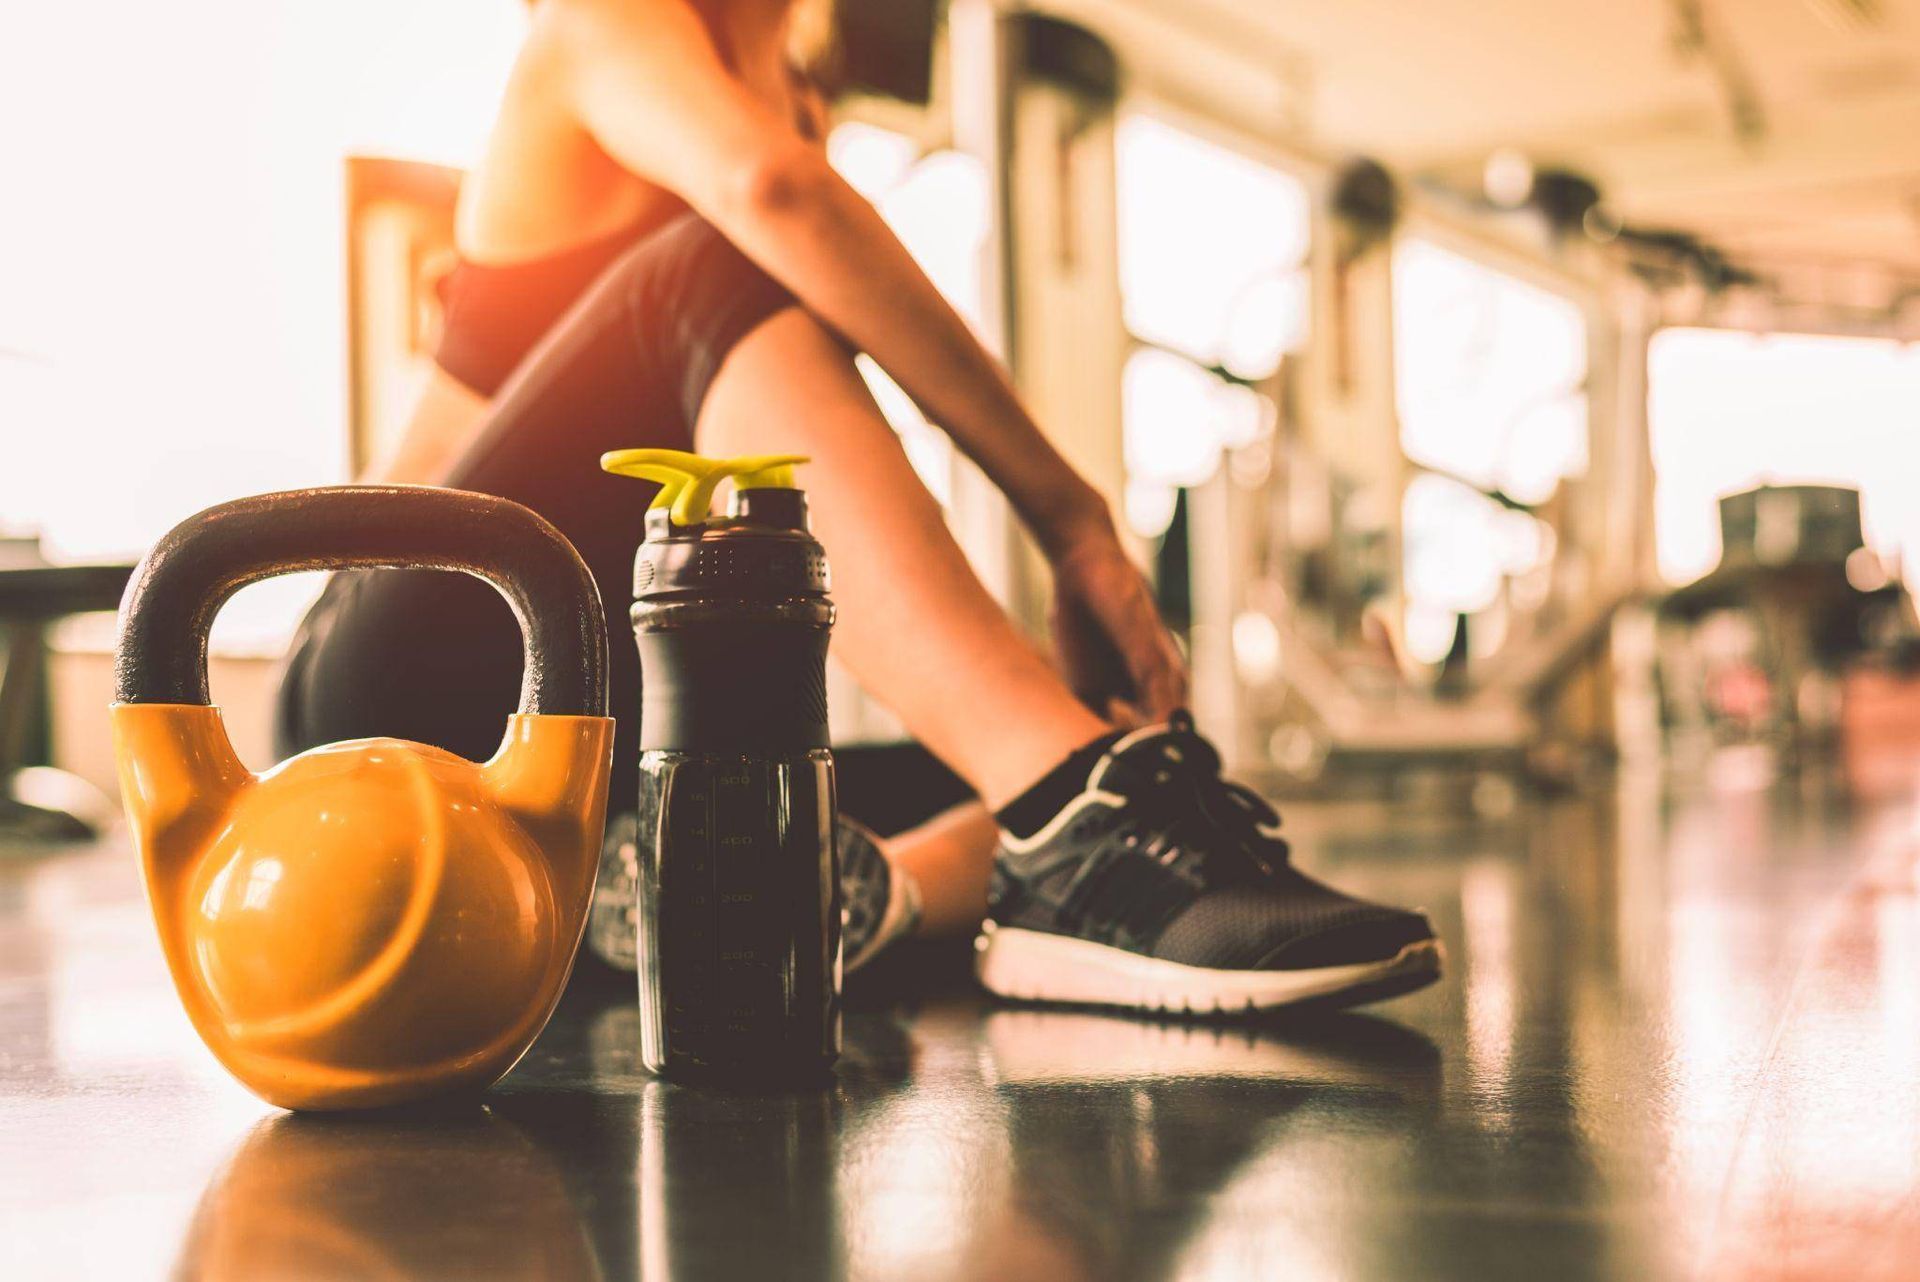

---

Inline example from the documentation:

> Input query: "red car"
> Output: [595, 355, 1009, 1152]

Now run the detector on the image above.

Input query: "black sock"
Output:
[994, 731, 1124, 839]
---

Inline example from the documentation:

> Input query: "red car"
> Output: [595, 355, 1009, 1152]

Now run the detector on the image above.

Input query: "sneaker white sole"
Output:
[973, 922, 1442, 1015]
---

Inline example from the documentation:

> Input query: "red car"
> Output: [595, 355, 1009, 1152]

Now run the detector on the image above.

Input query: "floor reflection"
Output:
[8, 765, 1920, 1280]
[1696, 808, 1920, 1282]
[491, 981, 1444, 1282]
[173, 1109, 599, 1282]
[955, 1008, 1441, 1282]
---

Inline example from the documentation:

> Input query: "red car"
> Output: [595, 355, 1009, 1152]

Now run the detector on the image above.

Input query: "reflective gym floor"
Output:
[5, 761, 1919, 1281]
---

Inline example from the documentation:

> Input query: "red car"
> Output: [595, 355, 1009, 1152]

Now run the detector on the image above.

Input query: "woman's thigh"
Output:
[276, 217, 799, 807]
[273, 303, 665, 775]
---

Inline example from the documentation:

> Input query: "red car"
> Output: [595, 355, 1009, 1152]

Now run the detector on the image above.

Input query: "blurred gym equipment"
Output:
[0, 534, 129, 847]
[1656, 483, 1915, 765]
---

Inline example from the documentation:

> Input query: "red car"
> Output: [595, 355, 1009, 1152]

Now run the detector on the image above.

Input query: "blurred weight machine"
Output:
[1180, 369, 1643, 806]
[1180, 414, 1912, 799]
[1171, 162, 1654, 804]
[1654, 483, 1916, 768]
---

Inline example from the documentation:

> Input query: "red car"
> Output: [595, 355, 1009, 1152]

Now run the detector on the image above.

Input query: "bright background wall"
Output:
[0, 0, 528, 645]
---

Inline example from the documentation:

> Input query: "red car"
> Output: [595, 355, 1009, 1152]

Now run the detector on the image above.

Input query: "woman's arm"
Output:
[551, 0, 1091, 539]
[548, 0, 1184, 716]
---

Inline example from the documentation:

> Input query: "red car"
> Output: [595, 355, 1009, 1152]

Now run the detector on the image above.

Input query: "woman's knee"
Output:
[607, 215, 802, 430]
[275, 569, 524, 762]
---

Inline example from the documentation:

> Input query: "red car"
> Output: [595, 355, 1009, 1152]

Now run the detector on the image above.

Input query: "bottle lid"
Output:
[601, 449, 808, 527]
[604, 449, 828, 601]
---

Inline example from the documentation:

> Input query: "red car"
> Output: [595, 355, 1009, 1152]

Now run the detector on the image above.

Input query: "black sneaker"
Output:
[588, 812, 919, 974]
[837, 815, 923, 972]
[977, 713, 1441, 1015]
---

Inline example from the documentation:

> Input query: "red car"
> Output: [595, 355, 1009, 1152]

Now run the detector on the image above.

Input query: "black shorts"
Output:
[274, 215, 798, 813]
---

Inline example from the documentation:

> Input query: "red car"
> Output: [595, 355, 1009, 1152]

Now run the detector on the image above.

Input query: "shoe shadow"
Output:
[962, 1002, 1442, 1281]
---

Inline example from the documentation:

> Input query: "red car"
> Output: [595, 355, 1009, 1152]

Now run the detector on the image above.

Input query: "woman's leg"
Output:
[884, 802, 1001, 936]
[280, 214, 1103, 823]
[695, 308, 1108, 808]
[274, 307, 673, 806]
[276, 218, 735, 809]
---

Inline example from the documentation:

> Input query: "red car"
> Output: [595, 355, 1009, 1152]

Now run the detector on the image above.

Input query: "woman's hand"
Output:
[1047, 516, 1189, 728]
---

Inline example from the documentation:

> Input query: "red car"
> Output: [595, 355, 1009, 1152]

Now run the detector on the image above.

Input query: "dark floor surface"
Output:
[5, 757, 1920, 1280]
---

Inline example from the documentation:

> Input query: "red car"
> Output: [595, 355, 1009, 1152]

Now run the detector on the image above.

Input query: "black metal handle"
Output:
[114, 486, 608, 716]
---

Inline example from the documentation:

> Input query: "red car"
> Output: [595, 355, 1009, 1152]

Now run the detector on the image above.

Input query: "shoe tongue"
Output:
[1086, 720, 1218, 793]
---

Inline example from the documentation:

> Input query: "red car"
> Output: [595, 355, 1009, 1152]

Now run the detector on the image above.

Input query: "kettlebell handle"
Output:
[114, 486, 608, 717]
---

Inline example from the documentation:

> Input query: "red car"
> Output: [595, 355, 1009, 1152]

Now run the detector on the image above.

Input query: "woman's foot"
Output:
[587, 812, 921, 975]
[976, 714, 1442, 1016]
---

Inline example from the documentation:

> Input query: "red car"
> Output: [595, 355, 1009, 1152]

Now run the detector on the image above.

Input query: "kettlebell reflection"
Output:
[174, 1110, 597, 1282]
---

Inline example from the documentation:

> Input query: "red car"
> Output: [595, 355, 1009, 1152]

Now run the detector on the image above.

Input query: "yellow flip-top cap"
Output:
[600, 449, 809, 526]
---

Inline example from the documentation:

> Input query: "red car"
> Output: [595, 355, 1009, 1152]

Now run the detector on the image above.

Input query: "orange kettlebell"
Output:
[111, 487, 614, 1111]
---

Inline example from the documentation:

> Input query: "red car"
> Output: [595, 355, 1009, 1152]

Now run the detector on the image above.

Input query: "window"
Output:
[1647, 329, 1920, 587]
[1114, 115, 1309, 538]
[1392, 237, 1588, 664]
[828, 121, 992, 508]
[0, 0, 527, 648]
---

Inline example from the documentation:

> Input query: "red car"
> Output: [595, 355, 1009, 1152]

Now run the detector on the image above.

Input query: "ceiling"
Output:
[1076, 0, 1920, 277]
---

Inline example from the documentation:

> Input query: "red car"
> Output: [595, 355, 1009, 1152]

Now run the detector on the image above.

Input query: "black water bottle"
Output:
[603, 450, 839, 1079]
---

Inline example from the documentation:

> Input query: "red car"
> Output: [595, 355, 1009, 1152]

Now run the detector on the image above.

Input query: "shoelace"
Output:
[1114, 713, 1291, 883]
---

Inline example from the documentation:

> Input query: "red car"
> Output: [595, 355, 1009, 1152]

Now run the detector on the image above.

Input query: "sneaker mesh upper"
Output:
[1149, 869, 1432, 971]
[993, 714, 1435, 974]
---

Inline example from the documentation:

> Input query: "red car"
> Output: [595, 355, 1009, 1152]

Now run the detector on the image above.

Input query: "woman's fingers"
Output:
[1131, 632, 1188, 721]
[1050, 531, 1190, 726]
[1100, 576, 1188, 722]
